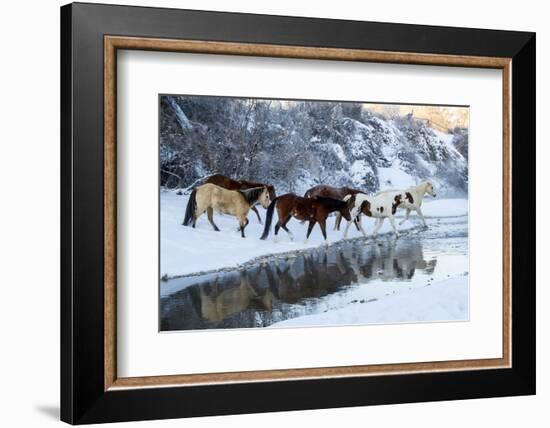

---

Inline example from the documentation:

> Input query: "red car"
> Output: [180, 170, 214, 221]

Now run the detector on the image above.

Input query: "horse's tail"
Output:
[183, 189, 197, 226]
[260, 197, 278, 240]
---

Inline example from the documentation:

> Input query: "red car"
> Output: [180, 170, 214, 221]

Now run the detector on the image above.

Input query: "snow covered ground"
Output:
[160, 189, 467, 279]
[270, 276, 468, 328]
[415, 198, 467, 217]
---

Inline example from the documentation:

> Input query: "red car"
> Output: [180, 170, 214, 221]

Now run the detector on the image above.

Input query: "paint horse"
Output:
[342, 192, 406, 238]
[375, 181, 436, 227]
[205, 174, 277, 224]
[260, 194, 352, 242]
[183, 183, 270, 238]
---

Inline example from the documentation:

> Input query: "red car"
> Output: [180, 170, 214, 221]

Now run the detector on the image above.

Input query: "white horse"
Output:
[342, 192, 405, 239]
[376, 181, 436, 227]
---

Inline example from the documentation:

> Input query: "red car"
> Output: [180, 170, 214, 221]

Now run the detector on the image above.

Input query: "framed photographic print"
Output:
[60, 2, 535, 424]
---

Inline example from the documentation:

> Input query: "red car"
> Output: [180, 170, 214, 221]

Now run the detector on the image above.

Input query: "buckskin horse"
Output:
[183, 183, 270, 238]
[205, 174, 276, 224]
[260, 193, 352, 242]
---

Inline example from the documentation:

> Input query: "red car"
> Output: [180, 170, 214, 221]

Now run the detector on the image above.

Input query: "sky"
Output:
[273, 98, 469, 130]
[365, 103, 469, 130]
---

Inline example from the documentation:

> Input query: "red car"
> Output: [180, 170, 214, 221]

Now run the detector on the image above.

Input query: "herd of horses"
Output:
[182, 173, 436, 241]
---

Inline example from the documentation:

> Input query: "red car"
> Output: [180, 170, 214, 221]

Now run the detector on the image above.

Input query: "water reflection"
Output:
[160, 237, 442, 331]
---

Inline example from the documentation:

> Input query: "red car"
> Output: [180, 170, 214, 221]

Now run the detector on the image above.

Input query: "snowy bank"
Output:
[270, 276, 468, 327]
[160, 190, 467, 278]
[418, 198, 468, 218]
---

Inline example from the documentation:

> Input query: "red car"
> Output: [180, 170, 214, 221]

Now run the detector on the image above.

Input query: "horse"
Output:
[304, 184, 363, 200]
[205, 174, 277, 224]
[183, 183, 270, 238]
[303, 184, 363, 231]
[342, 192, 405, 238]
[375, 181, 436, 227]
[260, 194, 352, 242]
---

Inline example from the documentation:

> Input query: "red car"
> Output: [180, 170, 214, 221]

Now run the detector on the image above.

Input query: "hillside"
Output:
[160, 96, 468, 197]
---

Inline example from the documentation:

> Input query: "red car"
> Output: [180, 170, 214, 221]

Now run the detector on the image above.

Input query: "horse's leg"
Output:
[193, 207, 206, 228]
[343, 217, 352, 239]
[334, 213, 341, 231]
[273, 215, 284, 242]
[372, 218, 384, 237]
[243, 217, 250, 238]
[251, 206, 262, 224]
[416, 206, 428, 228]
[206, 207, 220, 231]
[273, 219, 281, 242]
[399, 208, 411, 225]
[318, 218, 328, 242]
[239, 217, 249, 238]
[388, 215, 399, 237]
[356, 214, 368, 238]
[281, 216, 294, 240]
[274, 219, 282, 236]
[305, 220, 317, 243]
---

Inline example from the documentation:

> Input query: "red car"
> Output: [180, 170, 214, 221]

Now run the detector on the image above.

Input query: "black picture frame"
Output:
[61, 2, 535, 424]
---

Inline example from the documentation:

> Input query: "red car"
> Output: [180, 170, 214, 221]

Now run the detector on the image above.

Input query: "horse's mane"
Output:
[238, 186, 266, 206]
[240, 180, 275, 195]
[314, 196, 346, 209]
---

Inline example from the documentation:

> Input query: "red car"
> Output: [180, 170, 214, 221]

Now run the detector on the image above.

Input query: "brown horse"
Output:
[205, 174, 276, 224]
[183, 183, 270, 237]
[304, 184, 363, 200]
[260, 194, 352, 241]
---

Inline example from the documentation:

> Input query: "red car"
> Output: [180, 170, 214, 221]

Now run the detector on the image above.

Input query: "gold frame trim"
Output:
[104, 36, 512, 391]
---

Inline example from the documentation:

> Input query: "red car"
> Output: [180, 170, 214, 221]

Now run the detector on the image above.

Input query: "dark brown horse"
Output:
[260, 194, 352, 241]
[304, 184, 363, 200]
[305, 185, 364, 232]
[205, 174, 276, 224]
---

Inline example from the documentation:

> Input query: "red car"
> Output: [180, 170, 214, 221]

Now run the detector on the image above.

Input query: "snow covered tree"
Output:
[159, 96, 468, 197]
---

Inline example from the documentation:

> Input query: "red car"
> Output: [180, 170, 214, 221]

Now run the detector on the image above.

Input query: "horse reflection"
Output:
[351, 239, 437, 282]
[161, 236, 439, 330]
[198, 273, 273, 323]
[263, 251, 358, 304]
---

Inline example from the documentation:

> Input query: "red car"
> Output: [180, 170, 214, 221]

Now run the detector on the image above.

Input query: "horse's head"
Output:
[240, 186, 271, 209]
[267, 185, 277, 201]
[424, 181, 436, 197]
[259, 186, 271, 209]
